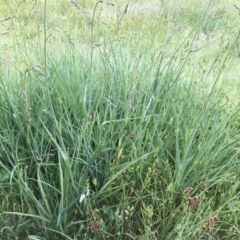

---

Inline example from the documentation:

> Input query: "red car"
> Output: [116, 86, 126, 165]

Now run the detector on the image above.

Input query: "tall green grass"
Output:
[1, 0, 240, 239]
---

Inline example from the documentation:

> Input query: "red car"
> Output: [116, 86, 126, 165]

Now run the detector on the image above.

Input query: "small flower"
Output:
[151, 161, 157, 173]
[79, 189, 90, 203]
[90, 220, 101, 232]
[202, 177, 208, 182]
[201, 177, 208, 190]
[87, 112, 93, 121]
[206, 216, 219, 227]
[129, 133, 135, 139]
[26, 115, 32, 123]
[22, 91, 28, 103]
[81, 119, 85, 124]
[42, 109, 47, 115]
[184, 187, 192, 194]
[187, 196, 199, 209]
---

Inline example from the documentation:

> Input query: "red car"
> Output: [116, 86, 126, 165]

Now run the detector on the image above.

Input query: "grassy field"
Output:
[1, 0, 240, 239]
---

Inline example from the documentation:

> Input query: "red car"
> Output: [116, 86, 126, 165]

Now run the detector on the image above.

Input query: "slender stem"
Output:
[90, 1, 99, 78]
[44, 0, 47, 79]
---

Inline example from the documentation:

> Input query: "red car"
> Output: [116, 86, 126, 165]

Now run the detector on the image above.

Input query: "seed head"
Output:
[201, 177, 208, 190]
[42, 109, 47, 115]
[87, 112, 93, 121]
[129, 133, 135, 139]
[123, 4, 128, 14]
[206, 216, 219, 227]
[90, 220, 101, 232]
[184, 187, 192, 194]
[187, 196, 199, 209]
[26, 115, 32, 123]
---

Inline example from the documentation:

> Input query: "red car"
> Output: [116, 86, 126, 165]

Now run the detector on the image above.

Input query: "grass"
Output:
[1, 0, 240, 239]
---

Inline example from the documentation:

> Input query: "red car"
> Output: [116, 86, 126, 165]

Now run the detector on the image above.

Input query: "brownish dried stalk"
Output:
[70, 0, 91, 21]
[0, 32, 8, 36]
[0, 15, 16, 23]
[70, 0, 79, 8]
[116, 4, 129, 32]
[123, 4, 128, 14]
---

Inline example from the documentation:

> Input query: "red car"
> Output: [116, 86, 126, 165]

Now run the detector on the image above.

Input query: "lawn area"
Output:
[1, 0, 240, 239]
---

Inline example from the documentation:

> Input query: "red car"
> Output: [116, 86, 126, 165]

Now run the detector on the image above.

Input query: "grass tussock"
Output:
[0, 0, 240, 239]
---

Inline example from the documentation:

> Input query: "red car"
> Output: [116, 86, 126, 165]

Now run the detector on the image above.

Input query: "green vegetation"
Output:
[1, 0, 240, 239]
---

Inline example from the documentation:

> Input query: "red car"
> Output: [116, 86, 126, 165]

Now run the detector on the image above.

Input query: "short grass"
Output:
[1, 0, 240, 239]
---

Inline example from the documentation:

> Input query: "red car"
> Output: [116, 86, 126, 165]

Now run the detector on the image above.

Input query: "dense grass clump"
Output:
[0, 44, 240, 239]
[1, 0, 240, 239]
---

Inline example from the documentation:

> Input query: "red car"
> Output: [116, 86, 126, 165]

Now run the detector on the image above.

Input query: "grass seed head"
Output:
[184, 187, 193, 194]
[201, 177, 208, 190]
[87, 112, 93, 121]
[42, 109, 47, 115]
[187, 196, 199, 209]
[26, 115, 32, 123]
[206, 216, 219, 227]
[90, 220, 101, 232]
